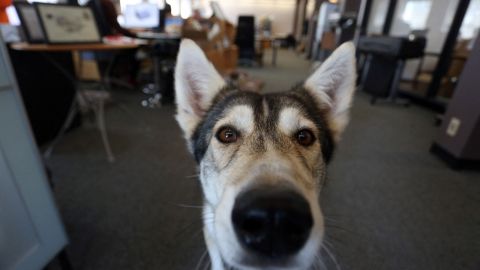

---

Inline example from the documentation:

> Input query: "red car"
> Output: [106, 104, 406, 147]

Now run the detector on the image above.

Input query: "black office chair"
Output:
[235, 16, 256, 65]
[141, 39, 179, 108]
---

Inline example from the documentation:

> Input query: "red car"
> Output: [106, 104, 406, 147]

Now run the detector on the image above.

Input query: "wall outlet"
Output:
[446, 117, 461, 137]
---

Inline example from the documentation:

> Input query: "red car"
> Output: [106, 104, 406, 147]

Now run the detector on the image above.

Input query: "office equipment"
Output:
[358, 35, 426, 103]
[123, 3, 159, 29]
[136, 31, 179, 39]
[14, 3, 45, 43]
[0, 32, 69, 270]
[431, 35, 480, 169]
[35, 3, 101, 43]
[164, 16, 183, 34]
[358, 35, 426, 59]
[140, 37, 180, 108]
[87, 0, 112, 37]
[235, 16, 256, 64]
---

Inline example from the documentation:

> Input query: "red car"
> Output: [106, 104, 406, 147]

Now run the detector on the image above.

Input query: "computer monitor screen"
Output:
[123, 3, 159, 28]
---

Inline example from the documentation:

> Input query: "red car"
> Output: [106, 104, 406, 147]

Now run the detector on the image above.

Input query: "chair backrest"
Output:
[235, 16, 255, 58]
[87, 0, 112, 37]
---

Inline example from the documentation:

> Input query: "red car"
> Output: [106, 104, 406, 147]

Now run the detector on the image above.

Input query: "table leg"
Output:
[43, 99, 78, 159]
[96, 98, 115, 162]
[272, 40, 279, 66]
[40, 52, 79, 159]
[388, 60, 405, 102]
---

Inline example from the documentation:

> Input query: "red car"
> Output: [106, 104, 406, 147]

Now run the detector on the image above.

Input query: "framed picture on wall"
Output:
[35, 4, 102, 44]
[14, 3, 46, 43]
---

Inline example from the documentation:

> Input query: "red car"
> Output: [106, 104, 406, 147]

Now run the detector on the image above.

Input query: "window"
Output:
[401, 0, 431, 30]
[442, 0, 480, 39]
[120, 0, 165, 12]
[460, 0, 480, 39]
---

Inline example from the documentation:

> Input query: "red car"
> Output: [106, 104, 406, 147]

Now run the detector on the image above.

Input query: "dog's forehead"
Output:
[278, 107, 316, 135]
[192, 89, 334, 163]
[218, 91, 318, 131]
[216, 104, 255, 134]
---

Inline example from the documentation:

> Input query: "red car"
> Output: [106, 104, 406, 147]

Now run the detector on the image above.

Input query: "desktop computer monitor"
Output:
[123, 3, 159, 29]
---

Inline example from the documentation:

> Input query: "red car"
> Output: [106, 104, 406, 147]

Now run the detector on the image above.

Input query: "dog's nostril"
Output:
[232, 187, 313, 258]
[241, 210, 268, 235]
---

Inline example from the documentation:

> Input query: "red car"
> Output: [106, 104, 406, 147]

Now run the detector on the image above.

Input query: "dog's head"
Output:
[175, 39, 356, 269]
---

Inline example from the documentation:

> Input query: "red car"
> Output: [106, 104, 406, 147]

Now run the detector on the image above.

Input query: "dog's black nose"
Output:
[232, 186, 313, 258]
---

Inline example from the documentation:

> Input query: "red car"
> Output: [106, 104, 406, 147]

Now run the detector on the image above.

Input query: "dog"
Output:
[174, 39, 356, 270]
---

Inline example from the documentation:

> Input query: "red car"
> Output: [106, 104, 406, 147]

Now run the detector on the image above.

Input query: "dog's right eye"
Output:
[295, 129, 315, 147]
[216, 126, 239, 144]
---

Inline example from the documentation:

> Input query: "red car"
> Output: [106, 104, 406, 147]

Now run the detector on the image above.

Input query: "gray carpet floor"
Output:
[46, 49, 480, 270]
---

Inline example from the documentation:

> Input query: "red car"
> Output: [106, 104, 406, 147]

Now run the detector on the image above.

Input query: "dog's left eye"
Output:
[295, 129, 315, 146]
[216, 126, 239, 144]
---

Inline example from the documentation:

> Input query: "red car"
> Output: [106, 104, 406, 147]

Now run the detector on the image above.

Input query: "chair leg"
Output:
[96, 100, 115, 162]
[44, 101, 79, 158]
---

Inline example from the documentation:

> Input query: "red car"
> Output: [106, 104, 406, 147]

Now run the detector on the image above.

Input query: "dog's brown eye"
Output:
[216, 127, 238, 144]
[296, 129, 315, 146]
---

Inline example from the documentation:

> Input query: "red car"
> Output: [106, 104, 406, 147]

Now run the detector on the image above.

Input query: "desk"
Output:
[11, 42, 139, 162]
[11, 42, 139, 84]
[10, 42, 139, 52]
[135, 32, 181, 40]
[256, 36, 282, 66]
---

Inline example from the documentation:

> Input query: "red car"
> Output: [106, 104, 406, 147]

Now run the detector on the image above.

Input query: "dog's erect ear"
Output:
[175, 39, 226, 140]
[304, 42, 356, 143]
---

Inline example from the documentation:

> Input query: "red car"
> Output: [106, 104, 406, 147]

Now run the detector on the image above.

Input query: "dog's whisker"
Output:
[203, 259, 211, 270]
[175, 203, 204, 209]
[324, 224, 352, 233]
[185, 173, 200, 179]
[190, 226, 207, 241]
[325, 225, 358, 237]
[313, 253, 327, 270]
[174, 219, 204, 239]
[195, 249, 209, 270]
[323, 234, 345, 248]
[311, 254, 319, 270]
[324, 216, 340, 222]
[321, 240, 341, 270]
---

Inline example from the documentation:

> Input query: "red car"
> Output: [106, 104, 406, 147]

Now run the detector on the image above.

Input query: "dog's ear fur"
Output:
[175, 39, 226, 141]
[304, 42, 356, 143]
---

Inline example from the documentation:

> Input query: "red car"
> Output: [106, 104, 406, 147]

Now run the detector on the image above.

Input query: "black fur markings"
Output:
[190, 86, 335, 164]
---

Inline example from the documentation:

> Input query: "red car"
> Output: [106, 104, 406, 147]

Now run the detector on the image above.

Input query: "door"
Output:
[0, 35, 67, 270]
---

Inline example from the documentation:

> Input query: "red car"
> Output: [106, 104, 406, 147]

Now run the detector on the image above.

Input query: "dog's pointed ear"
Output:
[304, 42, 356, 143]
[175, 39, 226, 140]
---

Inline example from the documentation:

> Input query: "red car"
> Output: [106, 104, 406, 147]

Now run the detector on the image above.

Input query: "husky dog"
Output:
[175, 39, 356, 270]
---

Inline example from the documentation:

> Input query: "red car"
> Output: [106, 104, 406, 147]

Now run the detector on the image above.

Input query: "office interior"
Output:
[0, 0, 479, 269]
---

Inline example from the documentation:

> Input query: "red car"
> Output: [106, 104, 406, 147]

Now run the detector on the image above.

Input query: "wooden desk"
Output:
[10, 42, 139, 52]
[255, 36, 282, 66]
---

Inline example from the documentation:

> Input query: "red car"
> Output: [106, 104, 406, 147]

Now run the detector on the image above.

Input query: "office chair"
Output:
[235, 16, 256, 65]
[141, 39, 179, 108]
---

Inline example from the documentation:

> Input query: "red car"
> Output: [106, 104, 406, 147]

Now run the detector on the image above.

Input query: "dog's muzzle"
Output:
[231, 185, 313, 259]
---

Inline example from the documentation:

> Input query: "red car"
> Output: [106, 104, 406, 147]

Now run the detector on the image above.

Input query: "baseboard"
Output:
[430, 143, 480, 170]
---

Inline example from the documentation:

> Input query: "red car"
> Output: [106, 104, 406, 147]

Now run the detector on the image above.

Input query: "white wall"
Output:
[367, 0, 388, 35]
[203, 0, 296, 36]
